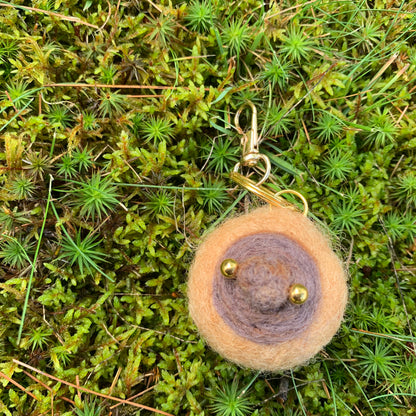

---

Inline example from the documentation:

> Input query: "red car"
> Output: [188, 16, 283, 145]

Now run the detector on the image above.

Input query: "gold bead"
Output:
[220, 258, 238, 278]
[288, 284, 308, 305]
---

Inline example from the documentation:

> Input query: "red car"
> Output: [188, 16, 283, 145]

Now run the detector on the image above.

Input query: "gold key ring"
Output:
[230, 171, 308, 216]
[233, 154, 271, 186]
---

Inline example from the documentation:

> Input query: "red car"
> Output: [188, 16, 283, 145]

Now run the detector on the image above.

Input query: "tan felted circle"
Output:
[187, 205, 348, 371]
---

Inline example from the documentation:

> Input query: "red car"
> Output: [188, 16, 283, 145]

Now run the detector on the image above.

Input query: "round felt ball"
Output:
[187, 205, 348, 371]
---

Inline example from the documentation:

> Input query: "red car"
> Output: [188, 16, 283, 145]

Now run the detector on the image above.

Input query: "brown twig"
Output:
[44, 83, 184, 90]
[126, 94, 165, 98]
[264, 378, 275, 394]
[301, 118, 311, 145]
[366, 53, 398, 91]
[13, 359, 174, 416]
[0, 2, 99, 29]
[146, 0, 163, 13]
[22, 369, 51, 392]
[4, 90, 26, 121]
[321, 380, 331, 400]
[395, 104, 409, 126]
[99, 0, 112, 30]
[109, 367, 122, 396]
[389, 154, 405, 179]
[76, 375, 82, 402]
[0, 371, 38, 401]
[43, 82, 216, 92]
[352, 327, 416, 343]
[38, 91, 42, 115]
[60, 396, 76, 406]
[265, 0, 321, 20]
[110, 384, 156, 410]
[354, 403, 365, 416]
[325, 89, 375, 102]
[106, 0, 122, 46]
[22, 368, 56, 414]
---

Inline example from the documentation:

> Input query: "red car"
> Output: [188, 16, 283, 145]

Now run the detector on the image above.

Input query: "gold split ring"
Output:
[230, 171, 308, 216]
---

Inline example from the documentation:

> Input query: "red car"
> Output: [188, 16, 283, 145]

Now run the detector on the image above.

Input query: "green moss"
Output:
[0, 0, 415, 414]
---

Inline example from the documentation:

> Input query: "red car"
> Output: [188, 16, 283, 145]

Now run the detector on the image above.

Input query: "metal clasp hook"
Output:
[230, 101, 308, 216]
[233, 101, 271, 186]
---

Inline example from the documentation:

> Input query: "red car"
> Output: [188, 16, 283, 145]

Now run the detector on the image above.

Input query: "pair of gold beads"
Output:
[220, 258, 309, 305]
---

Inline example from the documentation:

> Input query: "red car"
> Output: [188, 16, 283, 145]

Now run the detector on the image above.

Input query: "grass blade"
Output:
[17, 175, 53, 345]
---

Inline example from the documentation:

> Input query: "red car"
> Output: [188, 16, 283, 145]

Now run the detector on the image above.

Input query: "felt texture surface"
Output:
[213, 233, 321, 344]
[187, 205, 348, 371]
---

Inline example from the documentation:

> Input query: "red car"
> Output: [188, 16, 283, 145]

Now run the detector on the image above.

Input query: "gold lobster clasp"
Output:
[232, 101, 271, 186]
[230, 101, 308, 216]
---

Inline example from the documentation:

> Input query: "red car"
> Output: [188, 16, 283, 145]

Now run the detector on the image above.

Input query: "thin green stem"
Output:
[332, 351, 376, 416]
[17, 175, 53, 346]
[238, 371, 260, 398]
[290, 370, 308, 416]
[111, 182, 236, 192]
[351, 328, 416, 343]
[49, 131, 57, 158]
[211, 190, 246, 228]
[0, 99, 34, 133]
[323, 361, 337, 416]
[369, 393, 416, 401]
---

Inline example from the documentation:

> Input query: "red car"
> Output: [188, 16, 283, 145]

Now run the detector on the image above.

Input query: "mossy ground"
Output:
[0, 0, 416, 415]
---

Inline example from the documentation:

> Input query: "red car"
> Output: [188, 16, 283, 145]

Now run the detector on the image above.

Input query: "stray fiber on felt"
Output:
[187, 205, 348, 371]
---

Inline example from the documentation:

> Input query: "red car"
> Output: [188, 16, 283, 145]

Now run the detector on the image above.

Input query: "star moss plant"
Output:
[0, 0, 415, 415]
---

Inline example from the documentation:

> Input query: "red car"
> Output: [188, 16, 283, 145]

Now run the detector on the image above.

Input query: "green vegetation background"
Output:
[1, 0, 416, 414]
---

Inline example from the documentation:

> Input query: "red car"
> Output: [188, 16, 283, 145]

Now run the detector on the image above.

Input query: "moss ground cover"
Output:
[0, 0, 415, 414]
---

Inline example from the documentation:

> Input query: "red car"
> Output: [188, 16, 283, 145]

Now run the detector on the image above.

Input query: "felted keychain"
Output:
[188, 102, 348, 372]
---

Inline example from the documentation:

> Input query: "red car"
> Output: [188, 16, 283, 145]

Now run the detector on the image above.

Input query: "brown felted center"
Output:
[213, 233, 321, 344]
[237, 256, 290, 313]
